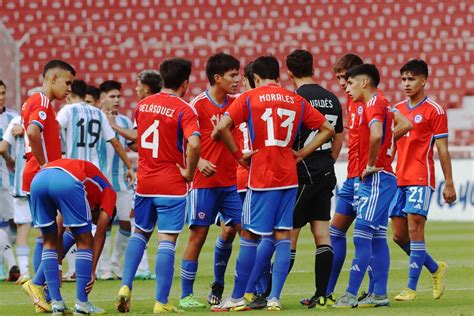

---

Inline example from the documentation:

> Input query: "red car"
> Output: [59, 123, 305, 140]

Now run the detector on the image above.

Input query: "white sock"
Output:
[16, 246, 30, 276]
[0, 229, 16, 268]
[66, 245, 77, 275]
[97, 232, 111, 274]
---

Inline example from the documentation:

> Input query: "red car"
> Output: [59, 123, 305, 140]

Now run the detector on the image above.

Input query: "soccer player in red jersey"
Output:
[390, 59, 457, 301]
[334, 64, 398, 308]
[211, 56, 334, 311]
[116, 58, 200, 314]
[179, 53, 241, 308]
[23, 158, 116, 314]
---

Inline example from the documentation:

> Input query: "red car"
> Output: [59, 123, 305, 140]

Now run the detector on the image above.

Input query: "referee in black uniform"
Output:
[286, 49, 344, 308]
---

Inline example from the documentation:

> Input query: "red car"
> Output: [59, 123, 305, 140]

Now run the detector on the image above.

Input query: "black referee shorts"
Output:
[293, 169, 337, 228]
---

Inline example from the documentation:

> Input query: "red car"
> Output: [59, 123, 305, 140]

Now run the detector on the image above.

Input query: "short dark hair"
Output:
[346, 63, 380, 87]
[400, 59, 429, 78]
[86, 85, 100, 101]
[70, 79, 87, 99]
[0, 80, 5, 88]
[333, 54, 363, 73]
[286, 49, 313, 78]
[159, 58, 192, 90]
[43, 59, 76, 77]
[252, 56, 279, 80]
[99, 80, 121, 93]
[138, 70, 163, 94]
[205, 52, 240, 85]
[244, 62, 255, 89]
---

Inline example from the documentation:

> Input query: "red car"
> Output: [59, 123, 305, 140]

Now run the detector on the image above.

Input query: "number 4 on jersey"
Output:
[141, 120, 160, 158]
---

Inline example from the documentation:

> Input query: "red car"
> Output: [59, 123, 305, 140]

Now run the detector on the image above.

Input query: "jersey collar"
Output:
[406, 96, 428, 110]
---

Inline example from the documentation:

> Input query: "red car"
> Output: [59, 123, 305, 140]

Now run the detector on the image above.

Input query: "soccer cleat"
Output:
[116, 285, 132, 313]
[73, 301, 106, 315]
[266, 297, 281, 311]
[326, 294, 336, 306]
[432, 262, 447, 299]
[394, 288, 417, 301]
[22, 280, 52, 312]
[207, 283, 224, 305]
[134, 270, 154, 280]
[243, 292, 255, 305]
[62, 272, 76, 282]
[358, 293, 390, 307]
[248, 294, 267, 310]
[16, 274, 31, 285]
[35, 304, 50, 313]
[358, 291, 371, 302]
[153, 301, 184, 314]
[51, 300, 68, 316]
[211, 296, 248, 312]
[8, 265, 20, 282]
[332, 292, 358, 308]
[179, 294, 206, 309]
[97, 271, 115, 280]
[308, 296, 328, 309]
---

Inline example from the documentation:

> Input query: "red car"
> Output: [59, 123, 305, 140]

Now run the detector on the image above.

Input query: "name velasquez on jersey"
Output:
[293, 84, 343, 183]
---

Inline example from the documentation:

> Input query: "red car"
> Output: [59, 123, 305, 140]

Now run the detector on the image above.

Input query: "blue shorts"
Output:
[214, 191, 247, 226]
[30, 168, 91, 231]
[134, 195, 186, 233]
[356, 172, 397, 230]
[335, 177, 360, 217]
[188, 186, 242, 227]
[389, 186, 434, 218]
[242, 188, 297, 235]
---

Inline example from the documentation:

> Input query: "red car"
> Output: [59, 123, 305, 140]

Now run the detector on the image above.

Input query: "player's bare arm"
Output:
[109, 137, 136, 184]
[331, 132, 343, 161]
[436, 137, 457, 203]
[197, 158, 217, 177]
[26, 123, 47, 167]
[393, 111, 413, 141]
[0, 140, 15, 171]
[106, 111, 138, 142]
[294, 121, 335, 163]
[362, 121, 384, 180]
[177, 134, 201, 182]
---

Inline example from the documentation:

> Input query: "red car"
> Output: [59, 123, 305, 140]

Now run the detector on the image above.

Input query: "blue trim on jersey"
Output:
[406, 96, 428, 110]
[205, 90, 228, 108]
[434, 133, 448, 139]
[92, 175, 111, 190]
[381, 113, 387, 145]
[177, 111, 184, 153]
[30, 120, 44, 130]
[246, 96, 255, 143]
[293, 99, 304, 143]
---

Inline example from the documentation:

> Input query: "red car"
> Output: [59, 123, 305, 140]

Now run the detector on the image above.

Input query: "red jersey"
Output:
[235, 122, 251, 192]
[21, 92, 62, 193]
[227, 83, 327, 190]
[44, 159, 116, 218]
[346, 96, 362, 178]
[358, 94, 394, 175]
[394, 97, 448, 188]
[135, 92, 200, 197]
[191, 91, 237, 188]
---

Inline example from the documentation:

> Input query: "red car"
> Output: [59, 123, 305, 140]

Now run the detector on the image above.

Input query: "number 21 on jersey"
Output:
[141, 120, 160, 158]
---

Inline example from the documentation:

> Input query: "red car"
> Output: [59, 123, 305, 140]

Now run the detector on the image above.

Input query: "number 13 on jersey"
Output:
[141, 120, 160, 158]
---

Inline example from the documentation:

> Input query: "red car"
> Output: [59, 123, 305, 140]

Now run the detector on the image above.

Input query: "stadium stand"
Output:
[1, 0, 473, 146]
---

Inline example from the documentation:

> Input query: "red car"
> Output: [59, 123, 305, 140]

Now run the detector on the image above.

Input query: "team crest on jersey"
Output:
[414, 114, 423, 123]
[198, 212, 206, 220]
[357, 106, 363, 115]
[39, 111, 47, 120]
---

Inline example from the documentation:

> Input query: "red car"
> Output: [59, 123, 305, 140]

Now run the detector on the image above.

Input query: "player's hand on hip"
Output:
[361, 165, 383, 181]
[292, 149, 304, 163]
[85, 273, 96, 294]
[176, 163, 193, 182]
[443, 183, 457, 204]
[238, 149, 257, 168]
[126, 168, 136, 185]
[198, 159, 217, 177]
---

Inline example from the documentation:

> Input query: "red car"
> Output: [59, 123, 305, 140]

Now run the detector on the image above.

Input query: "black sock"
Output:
[288, 249, 296, 273]
[315, 244, 334, 298]
[399, 243, 411, 256]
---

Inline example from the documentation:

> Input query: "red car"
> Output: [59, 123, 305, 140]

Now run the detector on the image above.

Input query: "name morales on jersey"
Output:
[310, 99, 333, 108]
[138, 103, 176, 117]
[259, 93, 294, 104]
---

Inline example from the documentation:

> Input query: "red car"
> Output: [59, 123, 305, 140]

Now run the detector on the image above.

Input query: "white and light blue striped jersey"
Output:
[2, 116, 26, 196]
[0, 108, 18, 190]
[57, 102, 115, 168]
[99, 113, 133, 192]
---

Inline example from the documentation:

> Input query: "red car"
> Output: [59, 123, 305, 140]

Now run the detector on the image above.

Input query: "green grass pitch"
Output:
[1, 221, 473, 315]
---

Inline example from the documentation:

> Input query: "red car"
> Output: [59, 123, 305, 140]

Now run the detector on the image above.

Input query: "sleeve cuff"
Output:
[369, 119, 381, 127]
[434, 133, 448, 139]
[30, 120, 44, 131]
